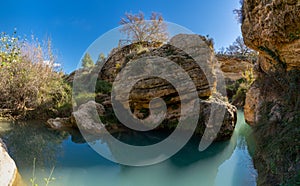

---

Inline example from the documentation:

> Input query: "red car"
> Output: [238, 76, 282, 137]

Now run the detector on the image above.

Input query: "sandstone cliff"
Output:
[242, 0, 300, 185]
[217, 55, 255, 107]
[99, 34, 237, 141]
[243, 0, 300, 125]
[217, 55, 254, 83]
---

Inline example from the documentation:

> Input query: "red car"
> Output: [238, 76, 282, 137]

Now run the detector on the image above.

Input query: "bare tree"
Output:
[225, 36, 253, 56]
[217, 36, 258, 63]
[119, 12, 169, 43]
[226, 36, 247, 55]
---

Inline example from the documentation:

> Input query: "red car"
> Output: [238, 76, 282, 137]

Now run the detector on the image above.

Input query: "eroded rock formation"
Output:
[242, 0, 300, 184]
[217, 55, 254, 83]
[242, 0, 300, 125]
[101, 34, 237, 140]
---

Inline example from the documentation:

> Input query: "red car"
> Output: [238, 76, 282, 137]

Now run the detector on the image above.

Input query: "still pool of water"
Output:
[0, 111, 257, 186]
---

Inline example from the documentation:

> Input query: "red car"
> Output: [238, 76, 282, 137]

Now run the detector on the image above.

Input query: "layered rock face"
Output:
[242, 0, 300, 71]
[242, 0, 300, 184]
[100, 34, 237, 140]
[242, 0, 300, 125]
[217, 55, 254, 83]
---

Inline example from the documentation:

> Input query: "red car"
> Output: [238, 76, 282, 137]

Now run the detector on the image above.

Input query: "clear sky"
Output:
[0, 0, 242, 73]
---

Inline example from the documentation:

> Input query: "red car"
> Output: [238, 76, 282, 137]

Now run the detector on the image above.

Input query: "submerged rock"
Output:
[47, 117, 74, 130]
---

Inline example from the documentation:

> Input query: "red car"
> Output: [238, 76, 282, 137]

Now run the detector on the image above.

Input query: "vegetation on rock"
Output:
[227, 67, 255, 108]
[217, 36, 258, 63]
[241, 0, 300, 185]
[217, 36, 257, 108]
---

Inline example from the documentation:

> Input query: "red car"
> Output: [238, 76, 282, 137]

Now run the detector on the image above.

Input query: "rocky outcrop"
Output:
[217, 55, 254, 83]
[242, 0, 300, 185]
[0, 139, 23, 186]
[242, 0, 300, 71]
[217, 55, 256, 108]
[101, 35, 215, 99]
[60, 34, 237, 141]
[100, 34, 237, 140]
[242, 0, 300, 125]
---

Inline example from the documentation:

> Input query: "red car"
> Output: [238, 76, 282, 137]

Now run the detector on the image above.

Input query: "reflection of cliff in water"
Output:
[0, 121, 68, 169]
[0, 111, 256, 186]
[100, 111, 255, 186]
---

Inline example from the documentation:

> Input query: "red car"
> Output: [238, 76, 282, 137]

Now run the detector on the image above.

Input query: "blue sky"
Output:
[0, 0, 242, 73]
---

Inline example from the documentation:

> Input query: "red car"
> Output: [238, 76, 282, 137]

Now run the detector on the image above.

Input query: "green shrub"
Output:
[0, 32, 71, 119]
[230, 68, 255, 107]
[74, 92, 95, 107]
[95, 80, 112, 94]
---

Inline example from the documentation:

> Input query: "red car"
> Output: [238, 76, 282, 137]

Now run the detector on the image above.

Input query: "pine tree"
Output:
[81, 53, 94, 68]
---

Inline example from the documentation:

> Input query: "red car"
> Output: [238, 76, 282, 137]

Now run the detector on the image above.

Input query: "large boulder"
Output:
[0, 139, 23, 186]
[101, 34, 237, 140]
[47, 101, 106, 135]
[71, 100, 106, 134]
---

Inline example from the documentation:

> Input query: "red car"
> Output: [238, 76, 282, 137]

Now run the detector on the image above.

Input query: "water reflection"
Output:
[0, 111, 257, 186]
[0, 121, 68, 168]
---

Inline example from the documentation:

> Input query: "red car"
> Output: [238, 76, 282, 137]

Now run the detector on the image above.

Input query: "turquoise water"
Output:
[0, 111, 257, 186]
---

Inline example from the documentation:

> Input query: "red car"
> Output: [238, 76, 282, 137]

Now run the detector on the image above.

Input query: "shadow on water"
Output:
[0, 110, 257, 186]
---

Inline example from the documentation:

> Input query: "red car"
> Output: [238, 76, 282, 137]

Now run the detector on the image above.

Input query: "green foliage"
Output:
[72, 67, 112, 108]
[96, 53, 106, 66]
[253, 70, 300, 185]
[0, 31, 23, 66]
[0, 32, 71, 119]
[229, 68, 255, 107]
[73, 78, 112, 107]
[95, 80, 112, 94]
[289, 30, 300, 41]
[30, 158, 56, 186]
[254, 109, 300, 185]
[74, 92, 95, 106]
[81, 53, 94, 68]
